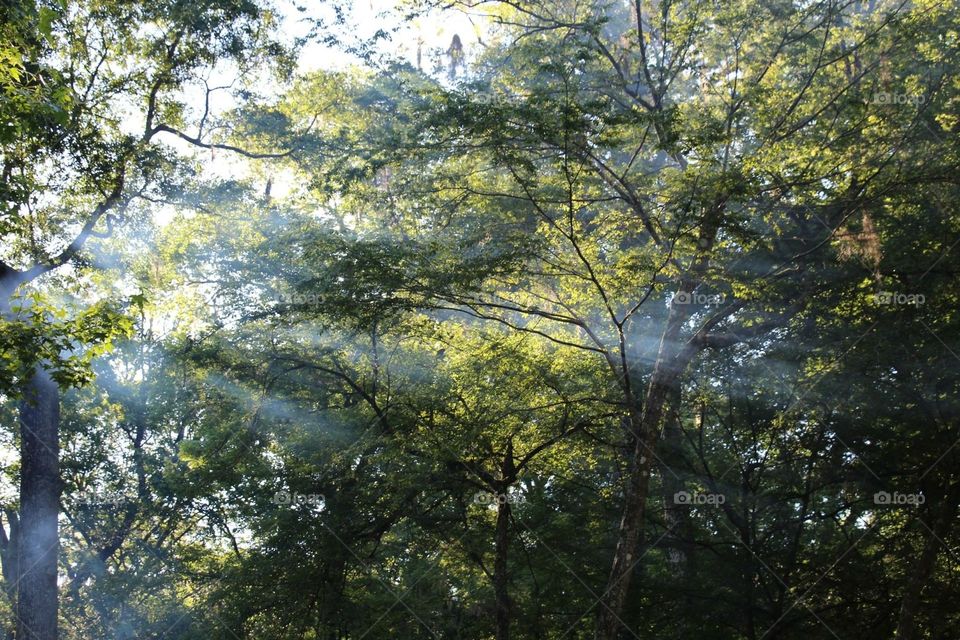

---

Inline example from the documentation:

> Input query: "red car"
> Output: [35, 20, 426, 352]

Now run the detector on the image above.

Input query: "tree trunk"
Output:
[658, 388, 693, 576]
[595, 211, 722, 640]
[493, 494, 511, 640]
[16, 365, 60, 640]
[894, 481, 959, 640]
[596, 382, 671, 640]
[0, 510, 20, 639]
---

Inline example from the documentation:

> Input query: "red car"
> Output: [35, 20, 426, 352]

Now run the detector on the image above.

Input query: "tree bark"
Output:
[16, 365, 61, 640]
[493, 495, 511, 640]
[596, 207, 724, 640]
[595, 384, 669, 640]
[658, 388, 693, 576]
[894, 480, 959, 640]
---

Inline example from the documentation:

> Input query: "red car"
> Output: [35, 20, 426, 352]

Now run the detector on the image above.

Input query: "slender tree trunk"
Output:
[493, 495, 511, 640]
[658, 387, 693, 576]
[895, 481, 959, 640]
[0, 510, 20, 639]
[16, 365, 60, 640]
[596, 211, 723, 640]
[659, 397, 701, 640]
[596, 382, 671, 640]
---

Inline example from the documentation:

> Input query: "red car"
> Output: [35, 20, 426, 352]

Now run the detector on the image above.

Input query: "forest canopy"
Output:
[1, 0, 959, 639]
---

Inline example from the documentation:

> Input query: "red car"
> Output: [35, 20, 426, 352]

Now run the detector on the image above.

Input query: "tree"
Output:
[2, 0, 957, 638]
[276, 0, 959, 636]
[0, 1, 292, 636]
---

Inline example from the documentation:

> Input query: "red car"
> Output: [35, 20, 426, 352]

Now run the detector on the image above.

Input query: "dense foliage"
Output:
[1, 0, 959, 639]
